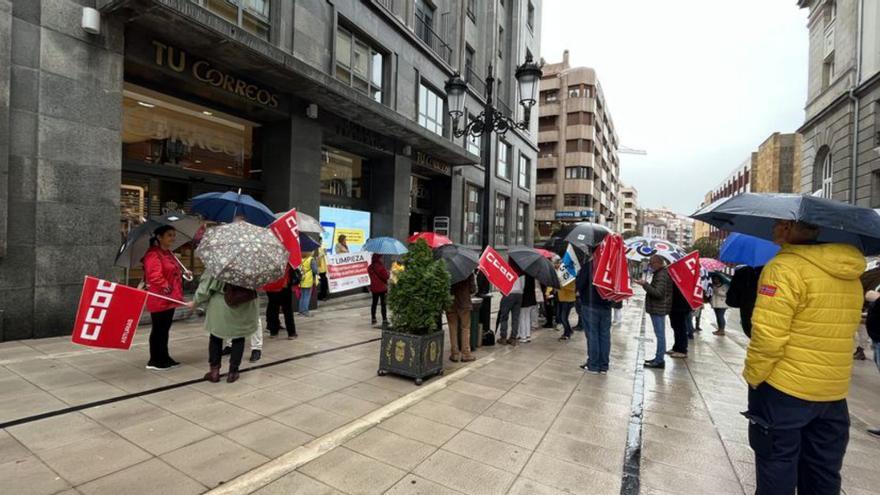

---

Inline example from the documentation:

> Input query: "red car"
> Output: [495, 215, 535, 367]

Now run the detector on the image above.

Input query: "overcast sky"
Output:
[539, 0, 809, 215]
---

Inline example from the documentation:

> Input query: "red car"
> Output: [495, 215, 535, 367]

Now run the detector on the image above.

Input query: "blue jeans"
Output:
[649, 314, 666, 363]
[747, 383, 849, 495]
[299, 288, 312, 315]
[873, 341, 880, 371]
[585, 306, 612, 371]
[558, 301, 574, 337]
[714, 308, 727, 330]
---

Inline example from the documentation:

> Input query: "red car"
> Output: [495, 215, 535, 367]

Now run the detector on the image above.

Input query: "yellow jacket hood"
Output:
[779, 243, 865, 281]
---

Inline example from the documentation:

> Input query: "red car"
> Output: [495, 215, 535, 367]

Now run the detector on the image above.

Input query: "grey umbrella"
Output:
[556, 222, 612, 254]
[195, 222, 287, 289]
[508, 246, 561, 289]
[115, 213, 202, 268]
[691, 193, 880, 255]
[434, 244, 480, 284]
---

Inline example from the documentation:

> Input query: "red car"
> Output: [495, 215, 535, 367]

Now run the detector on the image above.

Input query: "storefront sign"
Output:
[334, 120, 387, 152]
[319, 206, 371, 254]
[555, 210, 594, 219]
[414, 152, 451, 176]
[151, 40, 279, 108]
[326, 252, 371, 293]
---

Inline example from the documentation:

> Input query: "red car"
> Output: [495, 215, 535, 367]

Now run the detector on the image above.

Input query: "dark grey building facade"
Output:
[0, 0, 541, 340]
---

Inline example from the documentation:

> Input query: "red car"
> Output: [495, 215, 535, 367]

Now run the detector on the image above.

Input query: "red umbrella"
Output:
[534, 248, 557, 259]
[407, 232, 452, 248]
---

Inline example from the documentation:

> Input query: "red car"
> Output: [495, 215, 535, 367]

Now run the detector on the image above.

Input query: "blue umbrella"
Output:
[719, 233, 780, 267]
[191, 190, 275, 227]
[363, 237, 408, 255]
[692, 193, 880, 255]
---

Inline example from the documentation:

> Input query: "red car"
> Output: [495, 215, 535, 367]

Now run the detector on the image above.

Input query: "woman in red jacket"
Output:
[368, 254, 390, 327]
[142, 225, 184, 370]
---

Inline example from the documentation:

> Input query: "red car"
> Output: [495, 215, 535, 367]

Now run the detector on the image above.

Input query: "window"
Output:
[498, 26, 504, 58]
[566, 139, 593, 153]
[495, 194, 509, 245]
[466, 112, 481, 155]
[567, 112, 593, 126]
[527, 1, 535, 30]
[825, 0, 836, 25]
[821, 152, 833, 198]
[542, 90, 558, 103]
[564, 194, 590, 207]
[538, 142, 557, 157]
[320, 146, 368, 199]
[335, 27, 385, 103]
[822, 56, 835, 90]
[415, 0, 436, 46]
[464, 184, 483, 245]
[497, 140, 511, 179]
[516, 202, 527, 244]
[536, 169, 554, 184]
[518, 154, 531, 189]
[197, 0, 271, 39]
[467, 0, 476, 21]
[536, 195, 554, 210]
[465, 45, 475, 84]
[565, 167, 592, 180]
[538, 116, 558, 132]
[419, 82, 445, 136]
[568, 85, 581, 98]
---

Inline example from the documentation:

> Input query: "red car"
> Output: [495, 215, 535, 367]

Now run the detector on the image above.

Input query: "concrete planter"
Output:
[378, 328, 444, 385]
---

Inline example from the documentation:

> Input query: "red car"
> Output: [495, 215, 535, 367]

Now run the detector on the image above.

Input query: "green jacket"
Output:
[193, 276, 259, 339]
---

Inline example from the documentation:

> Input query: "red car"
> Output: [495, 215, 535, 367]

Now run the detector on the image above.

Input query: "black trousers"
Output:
[747, 383, 849, 495]
[209, 335, 244, 370]
[543, 298, 556, 327]
[266, 289, 296, 337]
[148, 309, 175, 365]
[318, 273, 329, 300]
[740, 306, 754, 338]
[371, 291, 387, 322]
[669, 311, 689, 354]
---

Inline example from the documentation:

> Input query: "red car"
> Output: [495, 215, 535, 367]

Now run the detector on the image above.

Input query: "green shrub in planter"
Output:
[379, 239, 452, 384]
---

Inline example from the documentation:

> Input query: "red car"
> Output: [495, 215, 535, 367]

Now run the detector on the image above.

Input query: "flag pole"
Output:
[144, 292, 188, 306]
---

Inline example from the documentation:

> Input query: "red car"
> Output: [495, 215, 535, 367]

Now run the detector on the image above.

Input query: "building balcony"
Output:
[414, 14, 452, 64]
[539, 129, 560, 143]
[541, 78, 560, 91]
[562, 179, 593, 195]
[539, 102, 560, 117]
[538, 156, 558, 169]
[566, 97, 595, 113]
[537, 182, 559, 195]
[564, 152, 594, 167]
[565, 124, 594, 141]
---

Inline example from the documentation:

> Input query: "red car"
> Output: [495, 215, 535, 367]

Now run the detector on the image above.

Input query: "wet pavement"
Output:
[0, 291, 878, 494]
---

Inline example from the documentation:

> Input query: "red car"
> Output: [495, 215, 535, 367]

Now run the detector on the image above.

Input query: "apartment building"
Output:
[533, 50, 621, 239]
[641, 208, 694, 247]
[620, 184, 639, 233]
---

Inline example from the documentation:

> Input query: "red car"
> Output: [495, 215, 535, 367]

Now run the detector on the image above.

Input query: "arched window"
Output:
[813, 146, 833, 197]
[821, 152, 833, 198]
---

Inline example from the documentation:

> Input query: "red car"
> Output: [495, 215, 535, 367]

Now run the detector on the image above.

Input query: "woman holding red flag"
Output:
[142, 225, 184, 371]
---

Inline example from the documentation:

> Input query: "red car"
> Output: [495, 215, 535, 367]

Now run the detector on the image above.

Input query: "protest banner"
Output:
[72, 277, 154, 350]
[556, 244, 580, 287]
[478, 247, 517, 295]
[668, 251, 704, 310]
[326, 251, 371, 293]
[269, 208, 303, 269]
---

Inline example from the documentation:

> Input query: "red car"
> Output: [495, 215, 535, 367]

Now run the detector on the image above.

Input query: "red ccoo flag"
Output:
[269, 208, 303, 269]
[71, 277, 150, 350]
[478, 246, 518, 296]
[667, 251, 704, 310]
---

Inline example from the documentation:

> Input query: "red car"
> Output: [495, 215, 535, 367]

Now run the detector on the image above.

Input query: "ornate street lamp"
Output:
[445, 53, 542, 255]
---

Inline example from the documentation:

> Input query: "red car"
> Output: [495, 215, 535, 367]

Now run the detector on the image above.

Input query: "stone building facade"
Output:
[620, 184, 639, 233]
[0, 0, 541, 340]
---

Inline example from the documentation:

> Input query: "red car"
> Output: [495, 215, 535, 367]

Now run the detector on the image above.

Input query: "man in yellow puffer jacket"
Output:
[744, 220, 865, 495]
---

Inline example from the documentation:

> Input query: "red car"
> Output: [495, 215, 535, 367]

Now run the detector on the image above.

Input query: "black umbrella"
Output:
[544, 222, 611, 255]
[691, 193, 880, 255]
[115, 213, 202, 268]
[434, 244, 480, 284]
[508, 246, 560, 289]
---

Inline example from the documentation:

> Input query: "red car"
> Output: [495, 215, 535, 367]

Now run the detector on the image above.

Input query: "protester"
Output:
[541, 282, 556, 329]
[710, 275, 729, 335]
[447, 273, 477, 362]
[298, 250, 319, 316]
[636, 255, 672, 369]
[865, 290, 880, 438]
[264, 266, 298, 340]
[667, 285, 691, 358]
[317, 247, 329, 301]
[726, 265, 762, 338]
[744, 220, 865, 494]
[190, 276, 259, 383]
[368, 254, 390, 327]
[577, 251, 614, 374]
[335, 234, 349, 254]
[556, 280, 576, 341]
[496, 269, 525, 346]
[142, 225, 183, 371]
[518, 275, 537, 343]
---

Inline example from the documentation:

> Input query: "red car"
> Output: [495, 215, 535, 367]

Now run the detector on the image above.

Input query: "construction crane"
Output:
[618, 146, 647, 155]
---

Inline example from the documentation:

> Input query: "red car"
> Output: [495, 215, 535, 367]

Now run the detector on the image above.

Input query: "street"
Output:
[0, 293, 877, 495]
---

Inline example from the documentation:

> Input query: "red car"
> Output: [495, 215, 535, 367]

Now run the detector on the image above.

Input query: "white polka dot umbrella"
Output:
[195, 222, 287, 289]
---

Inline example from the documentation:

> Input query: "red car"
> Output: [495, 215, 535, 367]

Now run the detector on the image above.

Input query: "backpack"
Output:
[289, 267, 303, 287]
[224, 284, 257, 307]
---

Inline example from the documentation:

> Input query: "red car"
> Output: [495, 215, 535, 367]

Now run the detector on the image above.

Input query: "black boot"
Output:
[204, 365, 221, 383]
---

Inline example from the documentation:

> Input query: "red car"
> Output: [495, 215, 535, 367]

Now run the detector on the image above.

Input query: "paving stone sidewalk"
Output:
[1, 292, 879, 494]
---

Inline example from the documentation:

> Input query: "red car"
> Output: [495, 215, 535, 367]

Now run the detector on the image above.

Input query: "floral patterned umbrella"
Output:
[699, 258, 727, 272]
[195, 222, 287, 289]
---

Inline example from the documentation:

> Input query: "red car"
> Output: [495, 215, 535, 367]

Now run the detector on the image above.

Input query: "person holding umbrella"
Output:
[142, 225, 186, 370]
[576, 250, 613, 374]
[368, 254, 390, 327]
[263, 266, 298, 340]
[709, 274, 729, 336]
[447, 272, 477, 362]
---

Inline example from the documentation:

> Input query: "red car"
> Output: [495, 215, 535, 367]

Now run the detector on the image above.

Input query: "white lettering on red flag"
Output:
[269, 208, 303, 269]
[667, 251, 704, 310]
[71, 277, 149, 350]
[478, 247, 517, 295]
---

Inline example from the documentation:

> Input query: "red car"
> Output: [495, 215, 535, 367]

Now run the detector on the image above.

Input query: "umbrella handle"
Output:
[172, 254, 194, 281]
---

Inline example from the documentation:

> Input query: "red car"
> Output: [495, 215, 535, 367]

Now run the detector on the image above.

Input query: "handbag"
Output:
[224, 284, 257, 307]
[482, 327, 496, 346]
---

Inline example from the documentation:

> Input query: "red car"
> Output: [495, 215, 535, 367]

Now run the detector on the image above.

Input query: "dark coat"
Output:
[644, 267, 673, 316]
[521, 276, 537, 307]
[576, 258, 612, 309]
